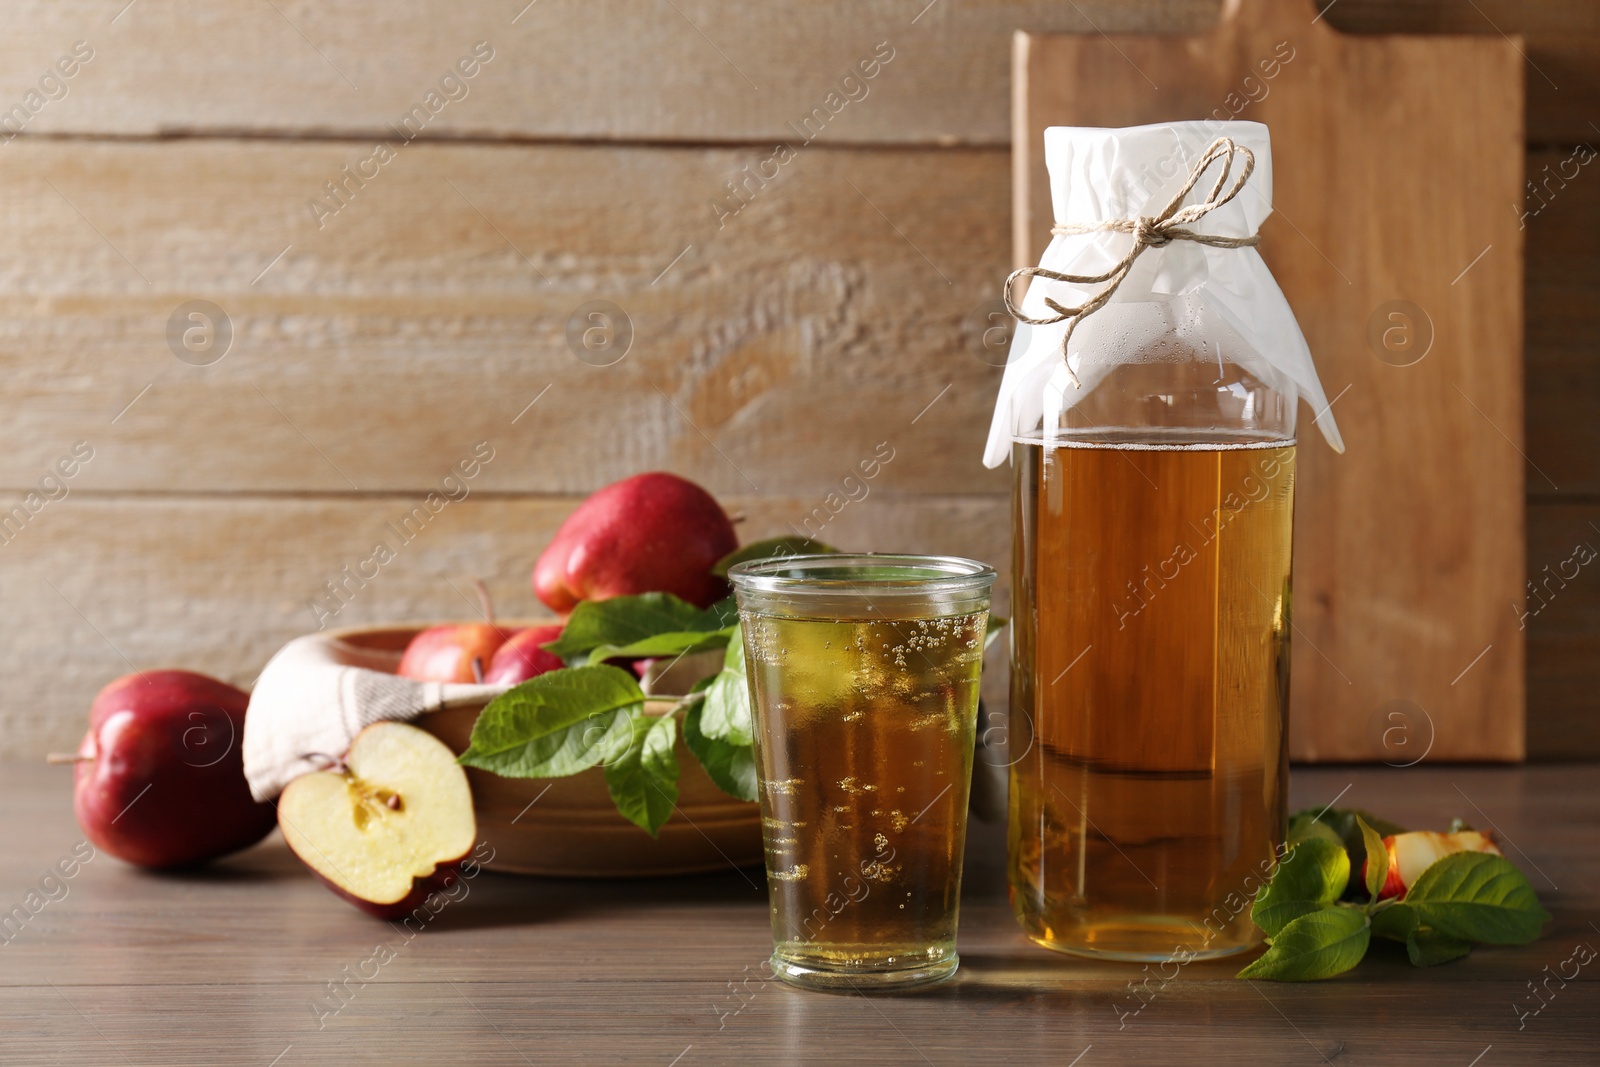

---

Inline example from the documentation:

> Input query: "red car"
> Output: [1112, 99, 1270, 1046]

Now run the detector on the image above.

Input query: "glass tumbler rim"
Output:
[727, 552, 996, 602]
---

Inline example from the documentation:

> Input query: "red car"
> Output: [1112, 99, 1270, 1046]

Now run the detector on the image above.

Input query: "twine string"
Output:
[1003, 137, 1262, 386]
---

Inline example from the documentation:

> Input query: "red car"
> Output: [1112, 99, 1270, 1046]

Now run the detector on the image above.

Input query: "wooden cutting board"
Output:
[1015, 0, 1525, 761]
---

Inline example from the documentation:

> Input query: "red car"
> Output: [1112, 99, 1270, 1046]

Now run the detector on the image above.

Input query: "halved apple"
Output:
[278, 722, 476, 918]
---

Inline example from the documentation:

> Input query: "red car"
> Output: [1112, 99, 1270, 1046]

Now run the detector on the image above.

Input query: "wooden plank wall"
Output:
[0, 1, 1593, 759]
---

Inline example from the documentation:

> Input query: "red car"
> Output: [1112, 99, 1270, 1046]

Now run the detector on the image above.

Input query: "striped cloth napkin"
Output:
[241, 632, 501, 802]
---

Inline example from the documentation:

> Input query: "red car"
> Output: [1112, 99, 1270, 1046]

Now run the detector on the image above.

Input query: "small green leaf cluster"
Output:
[457, 591, 751, 838]
[458, 538, 1008, 839]
[1239, 808, 1551, 981]
[456, 538, 815, 837]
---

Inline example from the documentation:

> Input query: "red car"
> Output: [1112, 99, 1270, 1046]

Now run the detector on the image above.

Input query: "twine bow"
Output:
[1004, 137, 1262, 386]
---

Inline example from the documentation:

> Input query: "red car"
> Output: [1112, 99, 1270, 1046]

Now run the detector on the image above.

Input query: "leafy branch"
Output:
[459, 537, 1008, 839]
[457, 538, 817, 836]
[458, 609, 753, 838]
[1239, 808, 1551, 980]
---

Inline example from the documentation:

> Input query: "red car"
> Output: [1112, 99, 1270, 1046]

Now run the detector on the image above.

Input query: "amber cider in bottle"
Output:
[1008, 425, 1295, 961]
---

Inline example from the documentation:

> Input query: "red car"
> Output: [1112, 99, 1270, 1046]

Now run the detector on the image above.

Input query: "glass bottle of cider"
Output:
[986, 122, 1344, 961]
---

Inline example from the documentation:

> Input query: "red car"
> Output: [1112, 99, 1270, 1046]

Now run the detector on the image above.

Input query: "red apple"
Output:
[1365, 830, 1503, 900]
[277, 722, 476, 918]
[396, 623, 514, 683]
[533, 471, 738, 613]
[73, 670, 277, 869]
[482, 623, 565, 685]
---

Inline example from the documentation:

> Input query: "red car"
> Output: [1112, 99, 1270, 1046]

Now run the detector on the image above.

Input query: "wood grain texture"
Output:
[0, 1, 1589, 144]
[1323, 0, 1600, 145]
[1526, 503, 1600, 760]
[2, 137, 1587, 497]
[0, 0, 1590, 767]
[0, 0, 1218, 146]
[0, 761, 1594, 1063]
[0, 139, 1010, 498]
[0, 495, 1009, 758]
[1522, 140, 1599, 754]
[1525, 147, 1600, 496]
[1016, 0, 1526, 761]
[0, 134, 1582, 757]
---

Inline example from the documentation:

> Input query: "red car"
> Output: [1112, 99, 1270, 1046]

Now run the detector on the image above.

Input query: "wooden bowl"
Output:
[324, 622, 763, 878]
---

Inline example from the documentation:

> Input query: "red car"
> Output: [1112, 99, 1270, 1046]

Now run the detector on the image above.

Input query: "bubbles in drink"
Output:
[742, 608, 985, 978]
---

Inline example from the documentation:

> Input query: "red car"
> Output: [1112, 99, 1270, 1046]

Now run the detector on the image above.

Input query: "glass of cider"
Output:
[727, 554, 996, 992]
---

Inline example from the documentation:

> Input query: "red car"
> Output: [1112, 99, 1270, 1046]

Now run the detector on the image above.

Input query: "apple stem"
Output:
[471, 657, 484, 684]
[472, 577, 494, 624]
[45, 752, 88, 765]
[727, 512, 747, 525]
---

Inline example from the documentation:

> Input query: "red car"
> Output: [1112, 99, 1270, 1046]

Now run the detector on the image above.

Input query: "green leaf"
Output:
[458, 665, 641, 777]
[1404, 852, 1552, 945]
[603, 710, 680, 837]
[544, 593, 735, 659]
[712, 537, 838, 577]
[1287, 813, 1344, 849]
[1286, 807, 1406, 882]
[1287, 806, 1408, 840]
[1406, 929, 1475, 967]
[683, 697, 758, 802]
[585, 628, 733, 666]
[1252, 838, 1350, 937]
[1237, 906, 1370, 981]
[983, 614, 1008, 651]
[698, 623, 753, 746]
[1358, 815, 1390, 903]
[1369, 901, 1419, 943]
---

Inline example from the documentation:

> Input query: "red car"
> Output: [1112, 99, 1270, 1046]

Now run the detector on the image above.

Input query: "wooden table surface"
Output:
[2, 762, 1595, 1065]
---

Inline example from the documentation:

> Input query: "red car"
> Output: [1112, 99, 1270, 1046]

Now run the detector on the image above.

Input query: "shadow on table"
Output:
[948, 947, 1258, 1000]
[136, 837, 309, 885]
[429, 863, 769, 931]
[132, 835, 767, 930]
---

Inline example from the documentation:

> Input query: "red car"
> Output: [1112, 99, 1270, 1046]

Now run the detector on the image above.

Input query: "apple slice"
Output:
[1370, 829, 1502, 901]
[277, 722, 476, 918]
